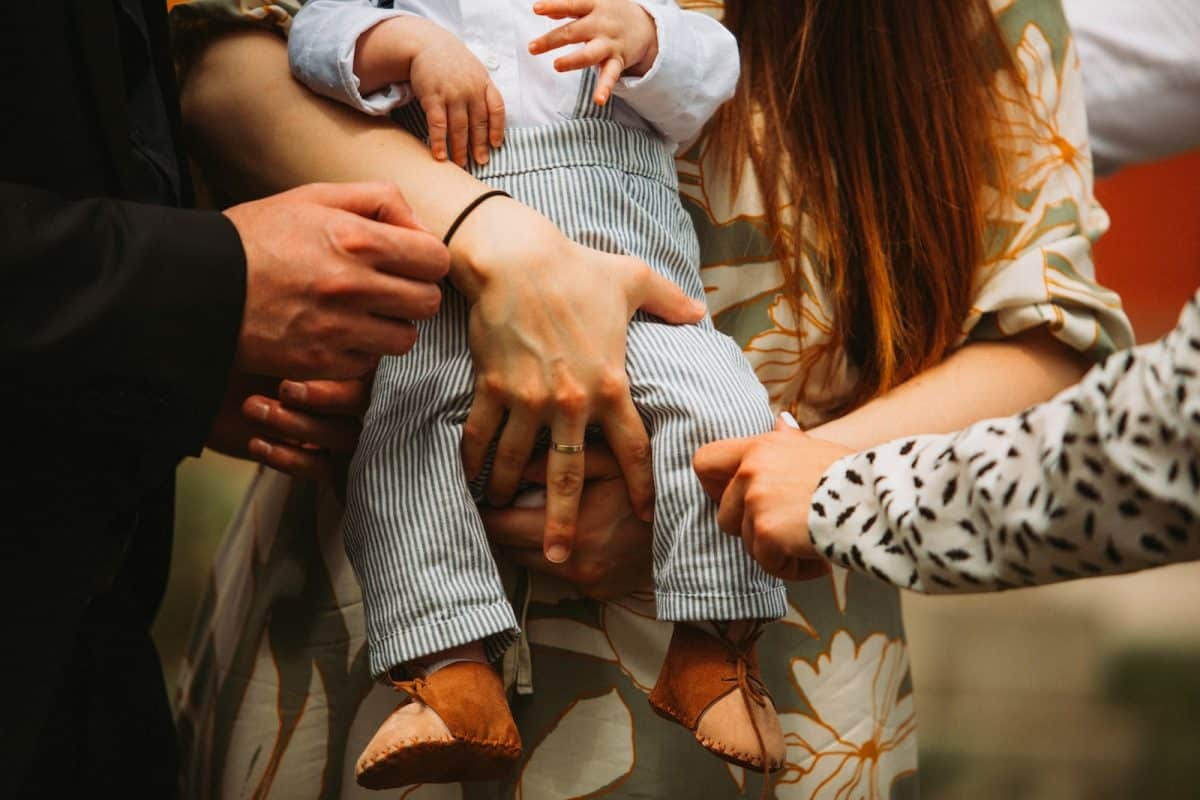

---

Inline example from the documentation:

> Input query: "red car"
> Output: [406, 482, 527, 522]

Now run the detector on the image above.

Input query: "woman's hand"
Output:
[208, 372, 371, 488]
[451, 196, 705, 564]
[693, 417, 852, 581]
[481, 444, 654, 600]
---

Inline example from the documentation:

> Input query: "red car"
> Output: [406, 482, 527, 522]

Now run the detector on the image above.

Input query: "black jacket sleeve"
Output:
[1, 181, 246, 497]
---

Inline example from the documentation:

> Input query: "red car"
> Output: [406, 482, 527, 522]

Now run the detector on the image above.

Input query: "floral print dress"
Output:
[170, 1, 1133, 797]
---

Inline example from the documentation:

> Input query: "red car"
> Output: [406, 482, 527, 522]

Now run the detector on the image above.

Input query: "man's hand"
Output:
[224, 182, 449, 380]
[529, 0, 660, 105]
[693, 417, 850, 581]
[208, 372, 371, 485]
[482, 444, 653, 600]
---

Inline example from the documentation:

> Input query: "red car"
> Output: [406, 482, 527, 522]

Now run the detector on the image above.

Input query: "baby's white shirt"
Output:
[289, 0, 740, 148]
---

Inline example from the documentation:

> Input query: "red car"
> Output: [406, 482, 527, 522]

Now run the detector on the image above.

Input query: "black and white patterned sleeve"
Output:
[807, 290, 1200, 593]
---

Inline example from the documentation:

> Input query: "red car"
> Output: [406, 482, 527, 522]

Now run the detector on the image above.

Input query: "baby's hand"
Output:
[528, 0, 660, 106]
[407, 21, 506, 166]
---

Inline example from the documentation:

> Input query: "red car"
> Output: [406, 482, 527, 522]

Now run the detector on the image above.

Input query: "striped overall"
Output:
[345, 70, 786, 678]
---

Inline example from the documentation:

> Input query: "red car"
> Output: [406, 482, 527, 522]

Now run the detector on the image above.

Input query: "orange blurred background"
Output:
[1094, 150, 1200, 340]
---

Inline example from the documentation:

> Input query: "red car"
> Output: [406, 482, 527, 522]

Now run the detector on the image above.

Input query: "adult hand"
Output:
[450, 196, 705, 564]
[224, 182, 450, 380]
[208, 372, 371, 486]
[693, 417, 853, 581]
[482, 444, 654, 601]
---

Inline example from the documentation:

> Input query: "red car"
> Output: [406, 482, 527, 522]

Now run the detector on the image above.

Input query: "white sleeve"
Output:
[288, 0, 415, 116]
[611, 1, 739, 146]
[1062, 0, 1200, 174]
[808, 290, 1200, 593]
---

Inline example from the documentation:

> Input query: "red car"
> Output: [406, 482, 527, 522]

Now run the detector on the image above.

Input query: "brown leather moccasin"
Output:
[648, 623, 785, 773]
[355, 661, 522, 789]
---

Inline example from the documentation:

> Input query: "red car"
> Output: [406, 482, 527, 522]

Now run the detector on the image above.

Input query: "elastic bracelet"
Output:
[442, 189, 512, 246]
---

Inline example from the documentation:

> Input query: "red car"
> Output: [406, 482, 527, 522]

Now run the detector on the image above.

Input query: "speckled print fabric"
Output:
[812, 291, 1200, 592]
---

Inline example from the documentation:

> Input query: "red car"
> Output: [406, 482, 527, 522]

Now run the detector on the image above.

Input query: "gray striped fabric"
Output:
[345, 71, 786, 678]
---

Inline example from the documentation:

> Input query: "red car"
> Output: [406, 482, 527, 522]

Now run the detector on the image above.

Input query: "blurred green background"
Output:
[155, 152, 1200, 799]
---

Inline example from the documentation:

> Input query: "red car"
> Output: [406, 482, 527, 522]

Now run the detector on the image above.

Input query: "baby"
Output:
[289, 0, 787, 789]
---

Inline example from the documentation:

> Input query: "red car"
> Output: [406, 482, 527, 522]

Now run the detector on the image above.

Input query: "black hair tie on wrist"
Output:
[442, 189, 512, 246]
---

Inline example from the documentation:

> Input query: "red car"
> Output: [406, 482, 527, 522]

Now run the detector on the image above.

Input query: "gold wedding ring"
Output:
[551, 442, 585, 455]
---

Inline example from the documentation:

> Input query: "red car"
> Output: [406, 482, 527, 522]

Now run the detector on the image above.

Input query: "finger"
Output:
[528, 17, 594, 55]
[551, 38, 614, 73]
[337, 215, 450, 283]
[483, 82, 506, 149]
[531, 0, 596, 20]
[716, 471, 748, 538]
[296, 181, 429, 233]
[494, 545, 575, 583]
[248, 437, 335, 482]
[693, 437, 755, 502]
[462, 389, 506, 480]
[468, 92, 491, 166]
[337, 315, 419, 358]
[750, 524, 791, 578]
[600, 395, 654, 522]
[625, 261, 707, 323]
[485, 409, 540, 507]
[326, 266, 444, 321]
[295, 350, 380, 382]
[543, 412, 588, 563]
[448, 100, 470, 168]
[523, 444, 621, 483]
[424, 100, 450, 162]
[593, 56, 623, 106]
[242, 395, 361, 453]
[480, 506, 546, 549]
[278, 378, 372, 415]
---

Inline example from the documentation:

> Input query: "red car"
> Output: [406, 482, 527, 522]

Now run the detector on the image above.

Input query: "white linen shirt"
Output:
[289, 0, 739, 147]
[1062, 0, 1200, 174]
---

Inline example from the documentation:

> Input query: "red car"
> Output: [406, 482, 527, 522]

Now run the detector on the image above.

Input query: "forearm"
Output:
[809, 296, 1200, 592]
[183, 29, 506, 294]
[810, 327, 1090, 450]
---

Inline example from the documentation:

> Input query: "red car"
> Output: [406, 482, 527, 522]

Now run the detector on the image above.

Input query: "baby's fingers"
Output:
[468, 92, 492, 165]
[551, 37, 614, 73]
[485, 82, 506, 148]
[423, 100, 450, 162]
[594, 56, 623, 105]
[529, 15, 595, 55]
[532, 0, 596, 20]
[448, 100, 470, 167]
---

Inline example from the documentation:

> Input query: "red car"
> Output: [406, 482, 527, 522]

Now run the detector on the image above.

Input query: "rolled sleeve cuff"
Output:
[290, 3, 416, 116]
[613, 1, 738, 145]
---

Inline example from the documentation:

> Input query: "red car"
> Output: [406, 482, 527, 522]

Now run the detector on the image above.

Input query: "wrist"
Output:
[444, 195, 537, 300]
[354, 15, 436, 94]
[624, 4, 660, 78]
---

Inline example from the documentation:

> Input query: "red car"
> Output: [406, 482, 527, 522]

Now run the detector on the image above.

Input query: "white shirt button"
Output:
[484, 52, 501, 71]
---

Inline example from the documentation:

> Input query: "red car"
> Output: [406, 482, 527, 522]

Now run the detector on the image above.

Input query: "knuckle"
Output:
[552, 383, 588, 414]
[480, 373, 508, 398]
[596, 368, 629, 402]
[515, 387, 548, 412]
[550, 469, 584, 496]
[625, 438, 652, 467]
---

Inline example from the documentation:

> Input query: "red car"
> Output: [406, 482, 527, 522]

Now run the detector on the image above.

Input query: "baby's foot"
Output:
[355, 660, 522, 789]
[648, 622, 785, 772]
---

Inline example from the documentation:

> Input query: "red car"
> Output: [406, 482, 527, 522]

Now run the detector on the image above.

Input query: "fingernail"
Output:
[249, 400, 270, 421]
[249, 438, 272, 458]
[546, 544, 570, 564]
[780, 411, 801, 430]
[279, 381, 307, 404]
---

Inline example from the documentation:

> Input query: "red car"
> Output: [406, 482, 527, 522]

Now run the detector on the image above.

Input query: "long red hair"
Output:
[710, 0, 1022, 410]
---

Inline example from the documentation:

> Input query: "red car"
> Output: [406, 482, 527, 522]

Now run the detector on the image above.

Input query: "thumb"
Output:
[629, 264, 707, 324]
[298, 181, 431, 233]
